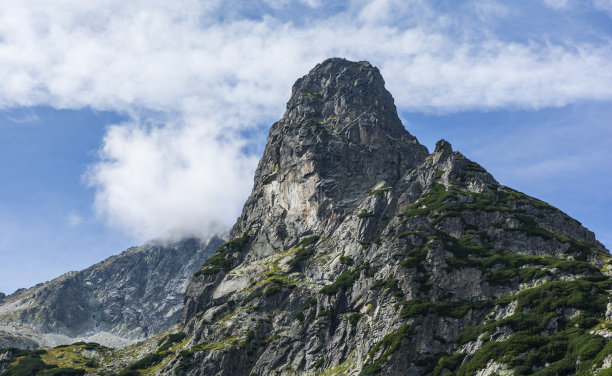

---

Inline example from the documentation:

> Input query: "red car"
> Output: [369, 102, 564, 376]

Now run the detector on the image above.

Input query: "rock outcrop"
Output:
[0, 236, 223, 348]
[143, 58, 612, 376]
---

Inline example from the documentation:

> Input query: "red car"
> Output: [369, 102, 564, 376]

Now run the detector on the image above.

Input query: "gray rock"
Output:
[160, 58, 611, 376]
[107, 58, 612, 375]
[0, 236, 223, 348]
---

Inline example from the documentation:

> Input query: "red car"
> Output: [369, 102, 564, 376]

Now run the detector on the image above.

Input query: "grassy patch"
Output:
[320, 263, 373, 295]
[302, 91, 323, 99]
[348, 313, 364, 325]
[448, 250, 598, 285]
[446, 277, 612, 376]
[463, 161, 487, 173]
[434, 170, 445, 179]
[371, 278, 399, 291]
[157, 332, 187, 352]
[397, 299, 493, 319]
[368, 186, 391, 196]
[194, 235, 250, 276]
[117, 353, 167, 376]
[287, 235, 320, 270]
[191, 332, 252, 353]
[358, 210, 375, 218]
[512, 215, 593, 261]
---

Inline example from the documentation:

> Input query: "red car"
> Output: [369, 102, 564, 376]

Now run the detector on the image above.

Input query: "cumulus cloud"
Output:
[0, 0, 611, 240]
[86, 117, 260, 240]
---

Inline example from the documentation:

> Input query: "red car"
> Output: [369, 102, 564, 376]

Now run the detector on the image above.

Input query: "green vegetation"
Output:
[371, 278, 399, 291]
[397, 182, 568, 245]
[397, 298, 492, 319]
[250, 273, 298, 299]
[511, 215, 593, 261]
[0, 351, 49, 376]
[0, 345, 106, 376]
[118, 353, 166, 376]
[441, 277, 612, 376]
[294, 298, 317, 322]
[194, 235, 250, 276]
[320, 263, 374, 295]
[296, 235, 320, 248]
[287, 247, 314, 269]
[358, 210, 375, 218]
[399, 183, 454, 219]
[396, 231, 419, 239]
[318, 309, 331, 317]
[368, 186, 391, 196]
[190, 331, 253, 353]
[287, 235, 320, 270]
[38, 368, 85, 376]
[157, 332, 187, 352]
[357, 240, 372, 248]
[433, 353, 466, 376]
[348, 313, 364, 325]
[401, 245, 427, 270]
[445, 246, 598, 286]
[463, 161, 487, 173]
[339, 256, 354, 266]
[360, 325, 415, 376]
[302, 91, 323, 99]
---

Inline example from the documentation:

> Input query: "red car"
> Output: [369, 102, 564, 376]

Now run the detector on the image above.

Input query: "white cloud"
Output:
[0, 0, 611, 240]
[86, 117, 259, 240]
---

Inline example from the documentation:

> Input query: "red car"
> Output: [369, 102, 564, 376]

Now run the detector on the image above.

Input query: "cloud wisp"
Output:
[1, 0, 611, 240]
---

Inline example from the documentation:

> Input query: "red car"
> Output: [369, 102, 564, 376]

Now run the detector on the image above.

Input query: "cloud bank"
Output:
[1, 0, 611, 240]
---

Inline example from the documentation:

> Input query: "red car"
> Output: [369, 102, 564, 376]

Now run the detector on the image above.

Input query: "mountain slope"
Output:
[106, 58, 612, 375]
[0, 236, 223, 348]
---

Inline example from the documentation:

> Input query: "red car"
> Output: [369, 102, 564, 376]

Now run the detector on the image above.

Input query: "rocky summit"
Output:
[0, 236, 223, 349]
[109, 58, 610, 376]
[134, 58, 608, 375]
[3, 58, 611, 376]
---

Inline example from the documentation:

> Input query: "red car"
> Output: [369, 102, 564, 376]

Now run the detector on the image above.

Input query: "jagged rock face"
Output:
[157, 58, 611, 376]
[0, 237, 222, 348]
[234, 59, 428, 255]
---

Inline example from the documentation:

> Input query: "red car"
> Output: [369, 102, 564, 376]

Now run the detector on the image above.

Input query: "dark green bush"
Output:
[348, 313, 364, 325]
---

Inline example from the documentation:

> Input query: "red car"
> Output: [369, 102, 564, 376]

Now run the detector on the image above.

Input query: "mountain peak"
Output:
[434, 139, 453, 154]
[98, 58, 611, 376]
[232, 58, 428, 245]
[284, 57, 409, 142]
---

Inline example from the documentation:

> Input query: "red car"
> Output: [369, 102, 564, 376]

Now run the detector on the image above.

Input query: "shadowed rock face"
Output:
[0, 236, 223, 348]
[166, 58, 611, 376]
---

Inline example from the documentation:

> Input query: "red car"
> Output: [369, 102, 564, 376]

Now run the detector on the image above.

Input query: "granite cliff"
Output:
[4, 58, 611, 376]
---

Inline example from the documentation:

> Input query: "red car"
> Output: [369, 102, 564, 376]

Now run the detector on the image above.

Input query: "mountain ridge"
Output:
[158, 58, 610, 375]
[2, 58, 610, 375]
[0, 236, 224, 349]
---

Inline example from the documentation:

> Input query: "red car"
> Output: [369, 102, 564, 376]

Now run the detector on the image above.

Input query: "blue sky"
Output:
[0, 0, 611, 294]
